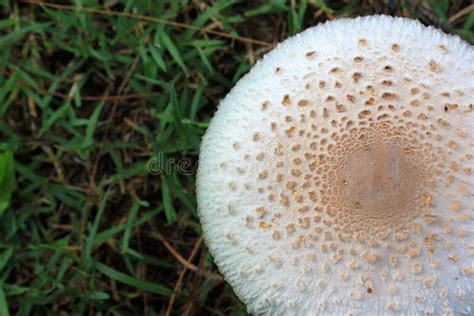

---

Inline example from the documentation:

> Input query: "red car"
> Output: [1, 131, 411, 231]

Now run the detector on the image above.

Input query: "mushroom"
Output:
[197, 16, 473, 315]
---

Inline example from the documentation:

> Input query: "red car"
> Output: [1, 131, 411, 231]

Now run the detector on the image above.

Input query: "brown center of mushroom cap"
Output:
[323, 124, 431, 239]
[340, 135, 426, 223]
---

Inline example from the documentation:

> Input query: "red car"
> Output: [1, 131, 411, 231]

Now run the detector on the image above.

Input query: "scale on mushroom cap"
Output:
[197, 16, 473, 315]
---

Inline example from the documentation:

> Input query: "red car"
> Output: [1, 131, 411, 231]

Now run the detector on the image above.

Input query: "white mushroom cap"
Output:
[197, 15, 473, 315]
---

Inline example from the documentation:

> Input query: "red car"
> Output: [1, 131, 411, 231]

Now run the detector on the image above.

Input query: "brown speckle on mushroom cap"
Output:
[197, 16, 473, 315]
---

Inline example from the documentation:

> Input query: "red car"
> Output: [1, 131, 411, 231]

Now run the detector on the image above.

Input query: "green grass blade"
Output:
[84, 188, 110, 269]
[161, 174, 177, 223]
[0, 22, 51, 47]
[94, 207, 161, 246]
[0, 281, 9, 316]
[159, 30, 187, 75]
[0, 149, 15, 215]
[95, 261, 173, 296]
[121, 199, 140, 254]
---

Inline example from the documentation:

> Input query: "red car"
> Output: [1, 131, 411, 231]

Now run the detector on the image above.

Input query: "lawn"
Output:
[0, 0, 472, 315]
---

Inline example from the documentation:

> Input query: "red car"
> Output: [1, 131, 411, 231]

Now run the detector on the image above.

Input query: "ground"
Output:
[0, 0, 472, 315]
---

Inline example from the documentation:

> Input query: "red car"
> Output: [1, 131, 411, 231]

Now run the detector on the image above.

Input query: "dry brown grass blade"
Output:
[165, 236, 202, 316]
[19, 0, 274, 47]
[152, 232, 224, 282]
[404, 0, 455, 35]
[449, 3, 474, 23]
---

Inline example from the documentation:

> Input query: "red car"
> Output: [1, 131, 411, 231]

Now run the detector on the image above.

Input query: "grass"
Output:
[0, 0, 472, 315]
